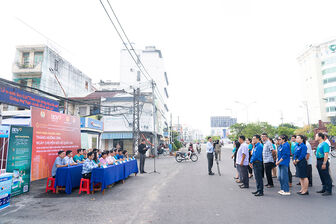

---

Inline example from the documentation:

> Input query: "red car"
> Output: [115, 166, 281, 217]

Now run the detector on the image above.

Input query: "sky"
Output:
[1, 0, 336, 135]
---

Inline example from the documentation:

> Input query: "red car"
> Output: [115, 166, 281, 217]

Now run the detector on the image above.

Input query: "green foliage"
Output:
[205, 136, 221, 141]
[277, 126, 295, 137]
[326, 124, 336, 137]
[278, 123, 298, 129]
[229, 122, 305, 140]
[172, 143, 177, 151]
[229, 122, 276, 140]
[228, 123, 247, 140]
[295, 125, 314, 140]
[174, 139, 183, 150]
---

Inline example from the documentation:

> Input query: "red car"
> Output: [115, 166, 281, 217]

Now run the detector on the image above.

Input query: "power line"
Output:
[105, 0, 154, 82]
[99, 0, 151, 82]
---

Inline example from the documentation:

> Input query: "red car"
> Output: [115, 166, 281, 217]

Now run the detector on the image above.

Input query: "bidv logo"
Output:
[12, 128, 22, 134]
[51, 114, 62, 122]
[329, 45, 336, 53]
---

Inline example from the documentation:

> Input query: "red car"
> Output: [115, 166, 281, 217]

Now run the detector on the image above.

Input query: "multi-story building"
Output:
[12, 45, 93, 99]
[297, 39, 336, 124]
[120, 45, 169, 138]
[210, 116, 237, 138]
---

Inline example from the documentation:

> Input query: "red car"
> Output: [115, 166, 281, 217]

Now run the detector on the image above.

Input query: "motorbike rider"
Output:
[186, 143, 194, 159]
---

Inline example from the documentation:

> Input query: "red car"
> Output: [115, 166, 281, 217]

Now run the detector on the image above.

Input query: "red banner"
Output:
[30, 107, 81, 181]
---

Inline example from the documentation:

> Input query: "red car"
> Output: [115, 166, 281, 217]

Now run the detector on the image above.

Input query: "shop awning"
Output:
[1, 118, 31, 126]
[101, 132, 133, 139]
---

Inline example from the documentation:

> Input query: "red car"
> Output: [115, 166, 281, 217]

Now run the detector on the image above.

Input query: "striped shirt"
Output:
[262, 140, 274, 163]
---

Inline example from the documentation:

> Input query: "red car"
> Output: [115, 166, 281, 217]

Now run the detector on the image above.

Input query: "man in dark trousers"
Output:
[206, 137, 215, 175]
[138, 139, 149, 173]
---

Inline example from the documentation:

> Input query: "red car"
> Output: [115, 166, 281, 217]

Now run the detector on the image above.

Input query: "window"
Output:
[22, 52, 30, 67]
[324, 86, 336, 94]
[322, 67, 336, 75]
[323, 77, 336, 85]
[321, 57, 336, 66]
[164, 87, 169, 98]
[164, 72, 169, 86]
[54, 59, 59, 71]
[327, 107, 336, 112]
[79, 106, 87, 116]
[137, 71, 140, 81]
[34, 52, 43, 65]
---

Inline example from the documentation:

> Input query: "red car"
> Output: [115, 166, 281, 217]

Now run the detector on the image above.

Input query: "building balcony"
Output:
[12, 62, 42, 74]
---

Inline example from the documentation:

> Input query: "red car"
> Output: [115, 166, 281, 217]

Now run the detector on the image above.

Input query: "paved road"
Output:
[1, 145, 336, 224]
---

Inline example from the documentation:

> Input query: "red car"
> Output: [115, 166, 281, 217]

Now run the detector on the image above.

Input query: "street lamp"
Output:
[234, 101, 256, 123]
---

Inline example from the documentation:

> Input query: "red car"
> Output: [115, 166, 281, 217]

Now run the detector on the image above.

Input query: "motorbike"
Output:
[175, 151, 198, 162]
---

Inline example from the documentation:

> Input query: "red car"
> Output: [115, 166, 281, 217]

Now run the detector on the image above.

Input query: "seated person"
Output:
[51, 151, 68, 178]
[122, 150, 129, 159]
[64, 150, 77, 166]
[82, 152, 99, 179]
[117, 149, 124, 160]
[92, 149, 99, 164]
[82, 149, 87, 159]
[107, 150, 116, 165]
[73, 148, 85, 163]
[113, 149, 119, 160]
[99, 151, 109, 167]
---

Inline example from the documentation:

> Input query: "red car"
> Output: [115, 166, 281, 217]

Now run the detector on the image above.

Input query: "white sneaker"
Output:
[281, 192, 291, 196]
[278, 190, 284, 194]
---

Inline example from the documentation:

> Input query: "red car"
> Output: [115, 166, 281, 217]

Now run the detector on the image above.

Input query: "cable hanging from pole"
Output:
[99, 0, 151, 82]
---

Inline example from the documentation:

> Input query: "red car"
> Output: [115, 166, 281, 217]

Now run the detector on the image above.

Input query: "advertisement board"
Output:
[30, 107, 81, 181]
[0, 173, 12, 211]
[0, 126, 10, 138]
[6, 126, 33, 196]
[0, 82, 59, 112]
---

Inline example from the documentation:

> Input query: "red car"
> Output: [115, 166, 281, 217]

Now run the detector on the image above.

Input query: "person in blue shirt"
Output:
[290, 135, 298, 156]
[315, 133, 332, 196]
[51, 151, 68, 178]
[82, 152, 99, 179]
[293, 135, 309, 195]
[117, 149, 124, 160]
[276, 135, 291, 196]
[249, 135, 264, 196]
[113, 149, 119, 160]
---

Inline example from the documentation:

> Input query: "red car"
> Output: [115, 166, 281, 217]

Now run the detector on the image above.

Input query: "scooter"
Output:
[175, 151, 198, 162]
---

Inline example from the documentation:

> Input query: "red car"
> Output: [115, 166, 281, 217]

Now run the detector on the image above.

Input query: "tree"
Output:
[277, 126, 295, 137]
[278, 123, 298, 129]
[228, 123, 246, 140]
[326, 124, 336, 137]
[294, 125, 314, 140]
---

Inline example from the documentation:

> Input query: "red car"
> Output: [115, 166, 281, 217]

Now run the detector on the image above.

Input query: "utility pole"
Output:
[170, 113, 172, 144]
[280, 110, 284, 125]
[152, 80, 157, 156]
[132, 87, 140, 155]
[177, 116, 180, 141]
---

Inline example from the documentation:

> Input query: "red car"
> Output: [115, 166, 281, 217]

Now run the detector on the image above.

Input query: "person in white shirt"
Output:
[206, 137, 215, 175]
[64, 150, 77, 166]
[306, 140, 313, 187]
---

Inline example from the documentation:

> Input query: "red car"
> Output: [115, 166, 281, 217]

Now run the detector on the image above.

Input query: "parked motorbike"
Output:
[175, 151, 198, 162]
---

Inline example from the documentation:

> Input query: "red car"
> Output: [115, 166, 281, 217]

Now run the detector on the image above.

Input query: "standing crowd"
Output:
[206, 132, 333, 197]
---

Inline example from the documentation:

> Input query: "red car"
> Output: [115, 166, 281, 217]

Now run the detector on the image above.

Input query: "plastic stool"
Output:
[45, 177, 56, 193]
[79, 178, 90, 194]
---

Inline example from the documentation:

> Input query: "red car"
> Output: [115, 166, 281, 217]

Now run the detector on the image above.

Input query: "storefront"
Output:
[80, 117, 103, 149]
